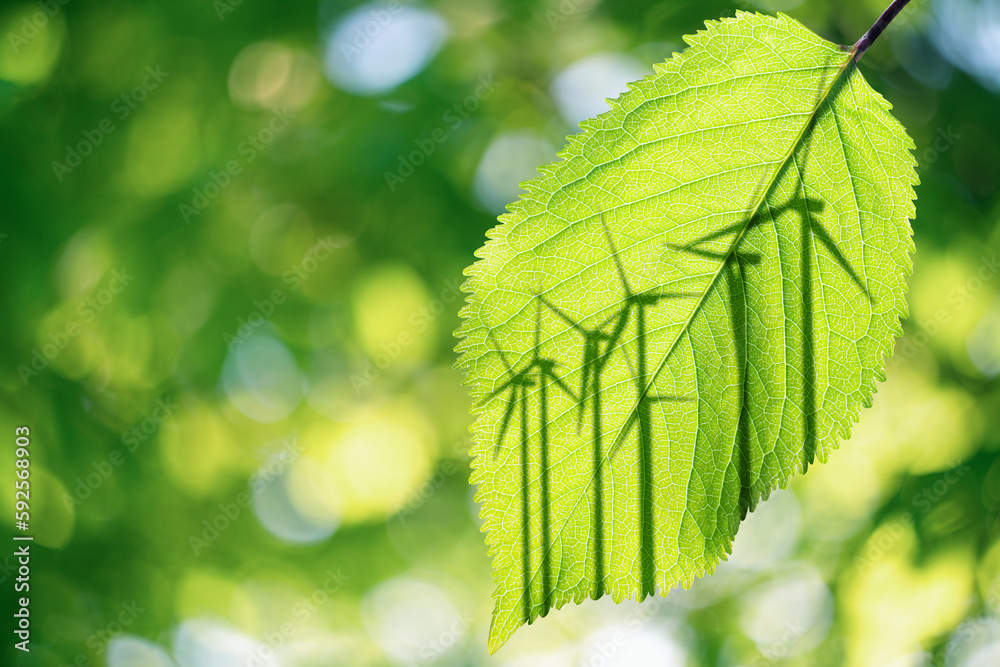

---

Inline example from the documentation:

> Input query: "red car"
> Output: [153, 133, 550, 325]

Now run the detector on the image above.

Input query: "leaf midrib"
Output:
[512, 52, 857, 607]
[605, 54, 856, 459]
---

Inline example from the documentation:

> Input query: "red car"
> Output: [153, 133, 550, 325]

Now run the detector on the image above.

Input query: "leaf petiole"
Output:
[853, 0, 914, 62]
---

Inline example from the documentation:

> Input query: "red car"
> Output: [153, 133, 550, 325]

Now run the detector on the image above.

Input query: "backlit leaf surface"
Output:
[455, 12, 917, 651]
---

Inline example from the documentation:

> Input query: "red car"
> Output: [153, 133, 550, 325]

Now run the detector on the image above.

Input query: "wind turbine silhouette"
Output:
[536, 295, 625, 599]
[538, 216, 692, 599]
[484, 193, 870, 609]
[590, 217, 695, 597]
[666, 194, 871, 516]
[484, 301, 577, 619]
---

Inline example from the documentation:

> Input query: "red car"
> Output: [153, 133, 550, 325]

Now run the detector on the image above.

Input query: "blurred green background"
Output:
[1, 0, 1000, 665]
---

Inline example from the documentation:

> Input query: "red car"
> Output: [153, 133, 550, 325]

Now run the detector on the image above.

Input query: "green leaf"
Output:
[456, 11, 916, 652]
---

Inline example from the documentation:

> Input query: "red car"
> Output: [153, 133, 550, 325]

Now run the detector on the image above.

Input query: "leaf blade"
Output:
[456, 11, 916, 652]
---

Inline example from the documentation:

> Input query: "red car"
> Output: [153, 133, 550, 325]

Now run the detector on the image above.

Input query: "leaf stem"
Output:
[853, 0, 914, 62]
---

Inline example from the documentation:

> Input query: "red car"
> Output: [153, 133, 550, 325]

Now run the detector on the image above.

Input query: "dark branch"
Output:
[853, 0, 913, 62]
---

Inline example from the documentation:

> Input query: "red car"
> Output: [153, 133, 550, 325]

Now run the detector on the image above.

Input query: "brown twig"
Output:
[853, 0, 914, 62]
